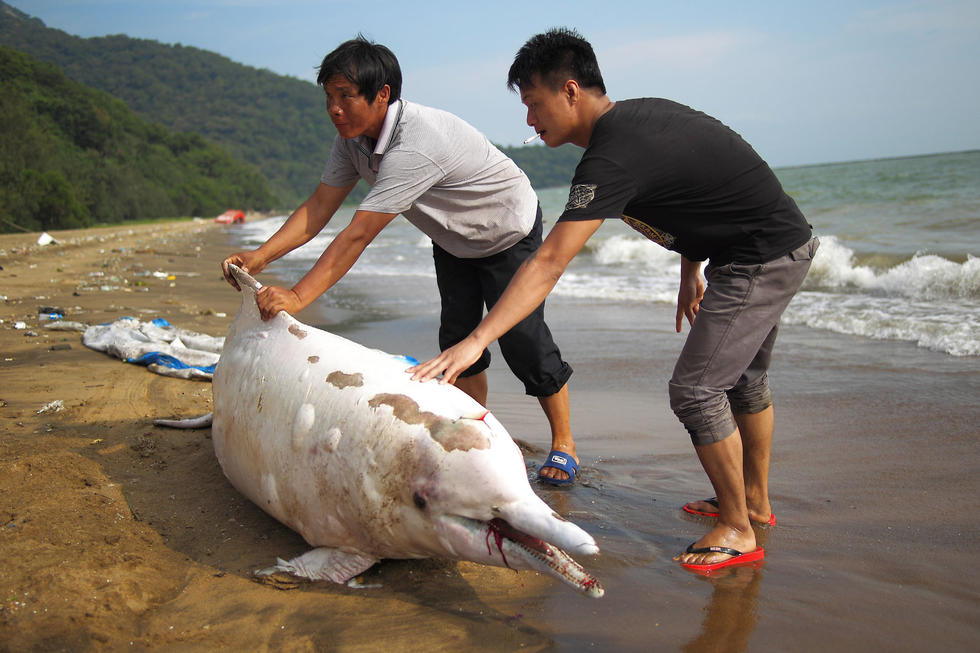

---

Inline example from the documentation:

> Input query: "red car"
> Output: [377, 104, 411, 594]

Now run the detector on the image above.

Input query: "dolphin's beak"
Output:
[485, 517, 605, 598]
[494, 499, 599, 556]
[441, 510, 604, 598]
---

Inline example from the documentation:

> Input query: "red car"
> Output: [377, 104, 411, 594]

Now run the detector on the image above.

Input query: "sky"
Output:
[8, 0, 980, 167]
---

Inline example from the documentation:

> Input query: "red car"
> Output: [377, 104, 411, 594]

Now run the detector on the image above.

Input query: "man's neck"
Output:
[363, 102, 390, 141]
[572, 94, 615, 148]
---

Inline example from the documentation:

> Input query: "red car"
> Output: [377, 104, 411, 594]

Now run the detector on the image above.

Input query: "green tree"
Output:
[0, 1, 583, 208]
[0, 45, 276, 232]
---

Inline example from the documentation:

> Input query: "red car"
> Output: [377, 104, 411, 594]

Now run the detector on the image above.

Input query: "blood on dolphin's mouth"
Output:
[480, 517, 604, 598]
[486, 517, 548, 566]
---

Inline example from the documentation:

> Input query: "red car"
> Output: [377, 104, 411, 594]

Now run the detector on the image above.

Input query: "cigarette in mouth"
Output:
[523, 132, 541, 144]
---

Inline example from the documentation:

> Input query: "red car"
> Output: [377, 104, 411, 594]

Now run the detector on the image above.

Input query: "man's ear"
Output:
[375, 84, 391, 105]
[562, 79, 581, 106]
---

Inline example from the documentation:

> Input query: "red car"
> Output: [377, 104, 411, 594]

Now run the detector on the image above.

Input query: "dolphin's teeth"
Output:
[485, 518, 602, 598]
[501, 532, 604, 598]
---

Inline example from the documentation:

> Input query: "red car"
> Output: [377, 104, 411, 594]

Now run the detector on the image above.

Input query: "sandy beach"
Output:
[1, 220, 978, 651]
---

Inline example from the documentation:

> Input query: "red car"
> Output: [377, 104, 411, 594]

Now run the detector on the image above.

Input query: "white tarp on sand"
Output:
[82, 317, 224, 380]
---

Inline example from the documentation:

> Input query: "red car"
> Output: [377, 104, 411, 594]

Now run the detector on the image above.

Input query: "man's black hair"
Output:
[317, 35, 402, 104]
[507, 27, 606, 94]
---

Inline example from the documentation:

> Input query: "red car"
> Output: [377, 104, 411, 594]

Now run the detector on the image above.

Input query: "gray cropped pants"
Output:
[669, 237, 819, 446]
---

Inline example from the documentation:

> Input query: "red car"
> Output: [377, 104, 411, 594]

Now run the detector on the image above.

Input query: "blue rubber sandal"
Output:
[538, 450, 579, 486]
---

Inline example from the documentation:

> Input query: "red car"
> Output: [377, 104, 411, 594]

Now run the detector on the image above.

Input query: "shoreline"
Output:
[2, 221, 978, 651]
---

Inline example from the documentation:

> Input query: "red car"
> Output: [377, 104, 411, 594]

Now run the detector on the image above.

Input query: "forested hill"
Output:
[0, 46, 275, 232]
[0, 1, 580, 212]
[0, 1, 333, 208]
[505, 143, 582, 190]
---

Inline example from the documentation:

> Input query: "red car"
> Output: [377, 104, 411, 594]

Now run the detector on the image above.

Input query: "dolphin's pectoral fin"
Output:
[258, 547, 378, 584]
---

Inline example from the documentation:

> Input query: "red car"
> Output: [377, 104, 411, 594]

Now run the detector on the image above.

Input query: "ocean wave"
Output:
[784, 292, 979, 357]
[806, 236, 979, 300]
[554, 271, 677, 304]
[592, 234, 679, 270]
[570, 232, 978, 356]
[588, 232, 979, 302]
[230, 218, 978, 356]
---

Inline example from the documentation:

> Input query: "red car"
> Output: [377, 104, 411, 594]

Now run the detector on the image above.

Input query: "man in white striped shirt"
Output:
[222, 36, 580, 485]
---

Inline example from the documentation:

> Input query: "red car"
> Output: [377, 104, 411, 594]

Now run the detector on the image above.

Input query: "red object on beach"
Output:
[215, 209, 245, 224]
[679, 545, 765, 573]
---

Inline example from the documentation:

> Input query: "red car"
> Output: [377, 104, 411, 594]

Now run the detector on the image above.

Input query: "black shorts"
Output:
[432, 206, 573, 397]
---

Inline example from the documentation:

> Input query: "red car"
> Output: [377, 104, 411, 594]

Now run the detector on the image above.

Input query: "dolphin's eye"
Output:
[413, 492, 427, 510]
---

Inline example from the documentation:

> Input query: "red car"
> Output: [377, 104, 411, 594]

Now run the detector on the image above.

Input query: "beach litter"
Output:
[43, 321, 88, 332]
[38, 306, 66, 321]
[36, 399, 65, 414]
[82, 317, 224, 380]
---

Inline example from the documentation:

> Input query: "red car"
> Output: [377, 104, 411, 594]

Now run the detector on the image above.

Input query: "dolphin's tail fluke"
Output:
[154, 412, 213, 429]
[227, 264, 262, 294]
[226, 264, 270, 327]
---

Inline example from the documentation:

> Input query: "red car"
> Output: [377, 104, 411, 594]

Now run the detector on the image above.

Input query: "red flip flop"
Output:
[682, 497, 776, 526]
[679, 544, 765, 572]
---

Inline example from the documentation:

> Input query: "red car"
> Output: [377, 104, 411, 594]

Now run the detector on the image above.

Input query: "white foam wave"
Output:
[807, 236, 979, 300]
[565, 233, 979, 356]
[784, 292, 979, 357]
[592, 234, 680, 273]
[554, 271, 677, 304]
[229, 221, 978, 357]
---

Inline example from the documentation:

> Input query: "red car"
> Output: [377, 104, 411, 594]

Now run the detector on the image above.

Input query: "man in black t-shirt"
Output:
[410, 28, 818, 573]
[563, 97, 812, 265]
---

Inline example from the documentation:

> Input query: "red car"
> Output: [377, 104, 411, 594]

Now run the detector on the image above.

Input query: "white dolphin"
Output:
[162, 265, 604, 597]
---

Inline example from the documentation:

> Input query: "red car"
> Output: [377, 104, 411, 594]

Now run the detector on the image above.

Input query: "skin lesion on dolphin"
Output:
[325, 371, 364, 389]
[288, 324, 308, 339]
[368, 393, 490, 452]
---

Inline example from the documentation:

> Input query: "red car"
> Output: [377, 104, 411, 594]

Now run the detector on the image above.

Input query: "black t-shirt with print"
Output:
[558, 98, 811, 264]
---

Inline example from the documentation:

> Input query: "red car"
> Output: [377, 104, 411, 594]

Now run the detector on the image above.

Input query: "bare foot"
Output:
[673, 522, 757, 566]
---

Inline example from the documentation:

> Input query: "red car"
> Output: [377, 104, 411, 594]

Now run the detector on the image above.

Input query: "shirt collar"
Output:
[370, 99, 402, 156]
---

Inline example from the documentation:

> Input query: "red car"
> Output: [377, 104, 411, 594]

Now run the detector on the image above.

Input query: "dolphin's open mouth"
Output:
[449, 516, 604, 598]
[486, 518, 551, 563]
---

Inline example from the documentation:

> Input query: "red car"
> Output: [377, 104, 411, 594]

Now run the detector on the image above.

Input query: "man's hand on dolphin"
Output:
[255, 285, 303, 321]
[222, 251, 268, 291]
[408, 336, 485, 385]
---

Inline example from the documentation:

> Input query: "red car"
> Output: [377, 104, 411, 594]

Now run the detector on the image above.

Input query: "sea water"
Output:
[233, 150, 979, 357]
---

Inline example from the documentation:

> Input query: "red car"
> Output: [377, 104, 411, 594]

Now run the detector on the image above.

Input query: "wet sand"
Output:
[1, 220, 978, 651]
